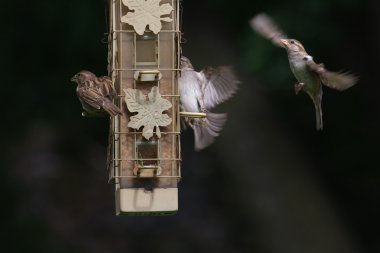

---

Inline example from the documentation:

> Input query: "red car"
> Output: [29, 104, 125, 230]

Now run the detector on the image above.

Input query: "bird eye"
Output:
[290, 40, 295, 44]
[303, 57, 308, 61]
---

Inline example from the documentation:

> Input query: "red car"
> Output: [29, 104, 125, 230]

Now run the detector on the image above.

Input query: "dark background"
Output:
[1, 0, 379, 252]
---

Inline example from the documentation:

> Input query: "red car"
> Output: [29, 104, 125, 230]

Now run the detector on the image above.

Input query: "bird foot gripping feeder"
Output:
[106, 0, 182, 216]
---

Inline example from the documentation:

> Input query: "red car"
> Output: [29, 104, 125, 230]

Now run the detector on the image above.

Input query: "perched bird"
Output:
[179, 56, 239, 150]
[70, 70, 122, 117]
[250, 13, 358, 130]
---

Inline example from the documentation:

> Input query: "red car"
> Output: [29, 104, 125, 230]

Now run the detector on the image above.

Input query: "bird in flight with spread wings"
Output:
[250, 13, 358, 130]
[179, 56, 239, 150]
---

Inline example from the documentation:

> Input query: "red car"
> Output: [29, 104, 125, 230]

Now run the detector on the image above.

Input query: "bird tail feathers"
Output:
[102, 100, 122, 116]
[312, 96, 323, 131]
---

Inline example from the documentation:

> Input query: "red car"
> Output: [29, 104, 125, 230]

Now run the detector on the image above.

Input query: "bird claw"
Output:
[294, 82, 305, 95]
[185, 117, 194, 128]
[200, 119, 207, 126]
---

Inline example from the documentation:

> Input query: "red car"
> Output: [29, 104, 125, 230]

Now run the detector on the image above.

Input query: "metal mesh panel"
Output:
[107, 0, 181, 191]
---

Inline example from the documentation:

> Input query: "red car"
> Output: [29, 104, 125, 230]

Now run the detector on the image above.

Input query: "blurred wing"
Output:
[306, 60, 358, 91]
[250, 13, 287, 48]
[200, 66, 239, 109]
[97, 76, 117, 98]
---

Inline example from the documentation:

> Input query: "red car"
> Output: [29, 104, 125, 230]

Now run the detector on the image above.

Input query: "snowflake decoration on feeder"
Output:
[121, 0, 173, 35]
[124, 86, 172, 139]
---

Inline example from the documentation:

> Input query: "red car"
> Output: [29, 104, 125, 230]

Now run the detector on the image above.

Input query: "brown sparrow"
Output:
[250, 13, 358, 130]
[179, 56, 239, 150]
[70, 70, 122, 117]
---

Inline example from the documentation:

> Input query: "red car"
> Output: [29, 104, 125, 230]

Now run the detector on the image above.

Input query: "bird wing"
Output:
[97, 76, 117, 99]
[78, 86, 105, 110]
[250, 13, 287, 48]
[306, 60, 358, 91]
[199, 66, 239, 110]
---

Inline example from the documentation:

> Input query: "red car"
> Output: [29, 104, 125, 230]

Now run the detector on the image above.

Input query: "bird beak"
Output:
[280, 39, 289, 47]
[70, 75, 77, 82]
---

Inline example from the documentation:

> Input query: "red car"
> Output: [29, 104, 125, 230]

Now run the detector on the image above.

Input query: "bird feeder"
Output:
[107, 0, 181, 216]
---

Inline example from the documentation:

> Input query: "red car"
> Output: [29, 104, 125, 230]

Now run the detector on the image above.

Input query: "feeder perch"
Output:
[179, 112, 207, 118]
[134, 70, 162, 82]
[107, 0, 181, 216]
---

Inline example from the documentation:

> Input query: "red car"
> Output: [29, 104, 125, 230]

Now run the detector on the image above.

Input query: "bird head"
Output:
[70, 70, 95, 84]
[180, 56, 194, 70]
[280, 39, 306, 53]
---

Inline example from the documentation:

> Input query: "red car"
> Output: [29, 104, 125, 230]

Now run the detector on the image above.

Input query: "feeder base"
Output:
[115, 188, 178, 216]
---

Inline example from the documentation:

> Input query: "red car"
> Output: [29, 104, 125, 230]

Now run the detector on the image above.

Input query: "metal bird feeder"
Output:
[107, 0, 182, 216]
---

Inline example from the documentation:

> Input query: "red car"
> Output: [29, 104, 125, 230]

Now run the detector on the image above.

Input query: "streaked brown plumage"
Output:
[250, 13, 358, 130]
[70, 70, 122, 117]
[179, 56, 239, 150]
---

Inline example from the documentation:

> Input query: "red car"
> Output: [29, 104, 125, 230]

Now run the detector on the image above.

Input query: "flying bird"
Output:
[250, 13, 358, 130]
[179, 56, 239, 150]
[70, 70, 122, 117]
